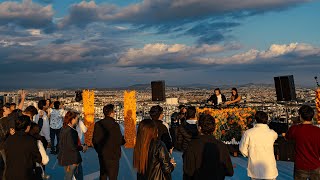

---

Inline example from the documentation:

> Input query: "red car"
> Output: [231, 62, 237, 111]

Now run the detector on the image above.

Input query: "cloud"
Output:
[0, 41, 318, 88]
[117, 43, 240, 68]
[117, 42, 320, 69]
[60, 0, 308, 28]
[58, 0, 309, 45]
[183, 22, 240, 44]
[0, 0, 54, 28]
[0, 38, 125, 74]
[59, 1, 118, 28]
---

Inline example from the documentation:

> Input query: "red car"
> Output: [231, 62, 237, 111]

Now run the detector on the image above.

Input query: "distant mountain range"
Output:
[1, 83, 313, 91]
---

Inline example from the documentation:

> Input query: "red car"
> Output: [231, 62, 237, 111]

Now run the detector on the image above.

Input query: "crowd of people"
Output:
[0, 89, 320, 180]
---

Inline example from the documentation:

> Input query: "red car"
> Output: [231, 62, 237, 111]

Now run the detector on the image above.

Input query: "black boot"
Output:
[50, 147, 56, 154]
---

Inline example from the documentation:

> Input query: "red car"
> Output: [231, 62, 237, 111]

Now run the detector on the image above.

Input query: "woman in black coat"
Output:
[58, 111, 88, 180]
[133, 119, 176, 180]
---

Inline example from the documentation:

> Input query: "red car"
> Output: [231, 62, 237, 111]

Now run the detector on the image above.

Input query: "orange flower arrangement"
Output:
[197, 107, 256, 140]
[316, 88, 320, 121]
[124, 91, 137, 148]
[83, 90, 95, 146]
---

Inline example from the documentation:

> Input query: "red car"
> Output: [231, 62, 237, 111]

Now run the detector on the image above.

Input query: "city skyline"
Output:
[0, 0, 319, 88]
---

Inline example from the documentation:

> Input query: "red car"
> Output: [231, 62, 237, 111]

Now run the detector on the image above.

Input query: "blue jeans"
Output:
[294, 167, 320, 180]
[50, 128, 61, 152]
[64, 164, 83, 180]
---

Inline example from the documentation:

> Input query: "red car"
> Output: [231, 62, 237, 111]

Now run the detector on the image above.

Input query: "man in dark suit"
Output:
[207, 88, 226, 106]
[93, 104, 125, 180]
[4, 115, 42, 180]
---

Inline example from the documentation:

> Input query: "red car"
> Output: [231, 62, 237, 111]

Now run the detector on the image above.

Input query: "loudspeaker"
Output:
[75, 91, 82, 102]
[0, 96, 3, 107]
[274, 75, 296, 101]
[151, 81, 166, 101]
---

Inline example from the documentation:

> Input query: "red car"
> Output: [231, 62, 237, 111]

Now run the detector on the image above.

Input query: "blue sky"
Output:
[0, 0, 319, 89]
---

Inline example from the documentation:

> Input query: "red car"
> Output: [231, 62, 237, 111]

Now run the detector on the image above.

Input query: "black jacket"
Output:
[154, 120, 173, 151]
[0, 117, 10, 150]
[58, 126, 83, 166]
[92, 116, 125, 160]
[137, 140, 174, 180]
[4, 131, 42, 180]
[207, 94, 226, 105]
[183, 135, 234, 180]
[176, 121, 198, 152]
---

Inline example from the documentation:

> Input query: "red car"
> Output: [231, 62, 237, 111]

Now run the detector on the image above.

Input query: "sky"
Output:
[0, 0, 319, 89]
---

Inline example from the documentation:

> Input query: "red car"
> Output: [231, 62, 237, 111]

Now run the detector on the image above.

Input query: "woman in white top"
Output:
[76, 118, 88, 144]
[29, 122, 50, 180]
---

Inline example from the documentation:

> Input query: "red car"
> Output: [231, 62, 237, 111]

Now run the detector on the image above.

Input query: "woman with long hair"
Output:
[133, 119, 175, 180]
[225, 88, 242, 106]
[58, 111, 88, 180]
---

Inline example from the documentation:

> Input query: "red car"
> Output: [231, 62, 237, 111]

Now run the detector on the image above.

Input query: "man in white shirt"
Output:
[239, 111, 278, 180]
[49, 101, 67, 154]
[34, 100, 50, 146]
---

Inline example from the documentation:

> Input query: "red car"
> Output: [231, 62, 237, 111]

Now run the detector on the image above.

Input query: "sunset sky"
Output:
[0, 0, 319, 88]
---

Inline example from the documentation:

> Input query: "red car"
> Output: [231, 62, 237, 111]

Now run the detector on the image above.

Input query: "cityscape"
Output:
[1, 0, 320, 179]
[0, 83, 316, 124]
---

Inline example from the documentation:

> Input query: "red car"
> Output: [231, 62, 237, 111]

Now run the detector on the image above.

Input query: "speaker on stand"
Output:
[151, 81, 166, 102]
[274, 75, 297, 118]
[272, 75, 297, 162]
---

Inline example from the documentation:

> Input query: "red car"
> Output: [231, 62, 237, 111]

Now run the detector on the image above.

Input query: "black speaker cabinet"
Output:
[274, 75, 296, 101]
[75, 91, 82, 102]
[0, 96, 3, 107]
[151, 81, 166, 101]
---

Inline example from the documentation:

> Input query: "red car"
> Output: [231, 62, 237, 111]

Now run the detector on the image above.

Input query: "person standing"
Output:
[49, 101, 66, 154]
[34, 100, 50, 147]
[92, 104, 125, 180]
[170, 105, 187, 148]
[0, 107, 9, 179]
[4, 115, 42, 180]
[239, 111, 278, 180]
[58, 111, 88, 180]
[29, 122, 50, 180]
[134, 119, 175, 180]
[149, 105, 173, 152]
[285, 105, 320, 179]
[176, 106, 199, 152]
[183, 114, 233, 180]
